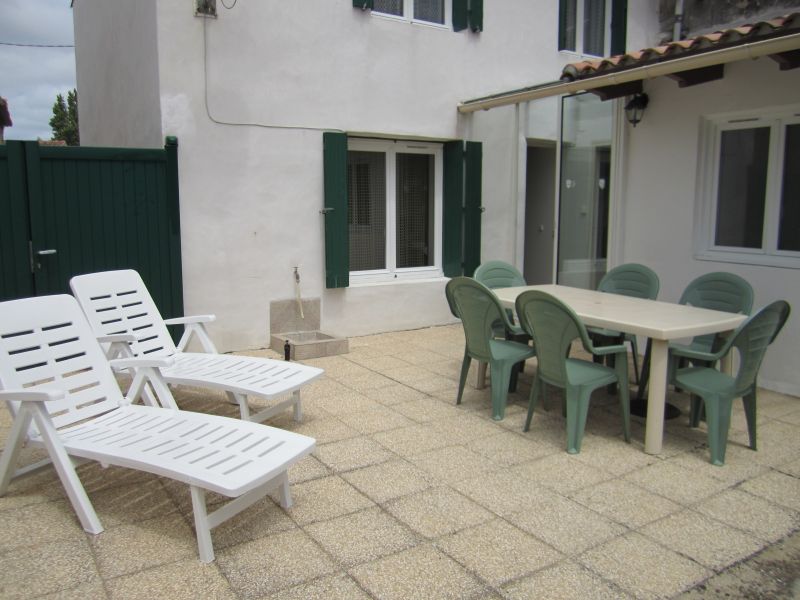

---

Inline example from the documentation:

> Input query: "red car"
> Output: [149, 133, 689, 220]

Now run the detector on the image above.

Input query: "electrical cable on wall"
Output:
[202, 14, 342, 133]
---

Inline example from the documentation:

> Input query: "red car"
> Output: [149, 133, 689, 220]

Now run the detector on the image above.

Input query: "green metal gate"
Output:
[0, 137, 183, 319]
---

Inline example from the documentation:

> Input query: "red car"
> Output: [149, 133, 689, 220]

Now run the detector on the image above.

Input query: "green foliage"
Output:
[49, 88, 79, 146]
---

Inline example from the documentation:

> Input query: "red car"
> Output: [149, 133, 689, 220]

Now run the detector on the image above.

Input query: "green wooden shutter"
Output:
[443, 141, 464, 277]
[463, 141, 482, 277]
[323, 132, 349, 288]
[353, 0, 373, 9]
[453, 0, 468, 31]
[469, 0, 483, 32]
[558, 0, 569, 51]
[0, 141, 34, 301]
[610, 0, 628, 55]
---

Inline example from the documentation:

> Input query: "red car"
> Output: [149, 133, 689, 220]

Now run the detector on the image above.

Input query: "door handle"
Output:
[37, 249, 57, 256]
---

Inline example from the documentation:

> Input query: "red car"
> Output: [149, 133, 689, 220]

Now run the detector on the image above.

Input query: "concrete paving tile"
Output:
[363, 383, 429, 406]
[217, 528, 338, 599]
[282, 416, 359, 445]
[314, 436, 395, 473]
[346, 353, 414, 371]
[729, 420, 800, 468]
[391, 398, 464, 423]
[287, 454, 330, 484]
[738, 470, 800, 512]
[695, 489, 799, 543]
[776, 457, 800, 478]
[623, 460, 732, 505]
[466, 430, 559, 466]
[0, 537, 99, 599]
[451, 471, 550, 518]
[430, 413, 505, 445]
[570, 479, 681, 528]
[579, 532, 712, 599]
[409, 374, 460, 395]
[402, 349, 454, 367]
[313, 391, 383, 416]
[666, 444, 770, 484]
[342, 459, 435, 503]
[212, 498, 296, 549]
[336, 406, 415, 434]
[261, 573, 372, 600]
[41, 580, 107, 600]
[572, 434, 660, 475]
[349, 544, 486, 600]
[511, 453, 616, 495]
[504, 488, 626, 555]
[639, 510, 766, 570]
[285, 476, 374, 526]
[0, 468, 66, 512]
[79, 479, 180, 527]
[437, 519, 562, 586]
[90, 513, 198, 579]
[106, 557, 236, 599]
[344, 373, 398, 393]
[384, 486, 494, 539]
[503, 560, 634, 600]
[408, 445, 500, 484]
[305, 506, 418, 567]
[382, 365, 441, 386]
[372, 423, 452, 456]
[0, 499, 84, 552]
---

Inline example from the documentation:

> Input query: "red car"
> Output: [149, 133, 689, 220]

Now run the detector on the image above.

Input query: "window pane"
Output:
[396, 153, 434, 268]
[560, 0, 577, 51]
[348, 151, 386, 271]
[779, 123, 800, 251]
[715, 127, 770, 249]
[583, 0, 605, 56]
[414, 0, 444, 23]
[373, 0, 403, 16]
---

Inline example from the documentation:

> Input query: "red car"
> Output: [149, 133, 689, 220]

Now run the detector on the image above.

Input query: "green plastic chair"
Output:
[637, 272, 754, 400]
[515, 290, 631, 454]
[445, 277, 536, 421]
[590, 263, 660, 385]
[670, 300, 790, 466]
[473, 260, 531, 390]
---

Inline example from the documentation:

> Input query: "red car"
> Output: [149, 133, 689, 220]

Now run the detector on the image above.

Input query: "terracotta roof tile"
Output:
[561, 12, 800, 81]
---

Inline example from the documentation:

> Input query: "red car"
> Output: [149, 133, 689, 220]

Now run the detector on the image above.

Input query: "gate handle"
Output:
[37, 249, 57, 255]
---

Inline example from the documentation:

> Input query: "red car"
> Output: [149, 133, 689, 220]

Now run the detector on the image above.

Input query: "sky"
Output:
[0, 0, 76, 141]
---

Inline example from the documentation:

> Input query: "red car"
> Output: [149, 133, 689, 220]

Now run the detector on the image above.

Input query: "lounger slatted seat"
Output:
[0, 294, 315, 562]
[70, 270, 323, 423]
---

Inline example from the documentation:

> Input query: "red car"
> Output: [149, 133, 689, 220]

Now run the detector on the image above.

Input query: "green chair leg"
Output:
[491, 361, 513, 421]
[524, 377, 542, 432]
[566, 386, 592, 454]
[689, 396, 703, 428]
[742, 391, 758, 450]
[456, 353, 471, 406]
[704, 395, 733, 466]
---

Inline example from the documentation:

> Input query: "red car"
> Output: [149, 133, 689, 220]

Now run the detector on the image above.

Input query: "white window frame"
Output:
[695, 104, 800, 269]
[371, 0, 452, 28]
[559, 0, 612, 58]
[348, 138, 444, 284]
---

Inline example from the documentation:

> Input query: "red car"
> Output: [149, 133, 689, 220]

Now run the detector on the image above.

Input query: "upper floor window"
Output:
[559, 0, 626, 57]
[374, 0, 449, 26]
[696, 106, 800, 268]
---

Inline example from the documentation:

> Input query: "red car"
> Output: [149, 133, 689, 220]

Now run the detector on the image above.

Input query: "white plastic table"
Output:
[494, 284, 747, 454]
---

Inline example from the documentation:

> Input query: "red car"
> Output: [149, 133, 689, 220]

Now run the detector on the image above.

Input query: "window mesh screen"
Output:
[414, 0, 444, 23]
[348, 151, 386, 271]
[374, 0, 403, 16]
[715, 127, 769, 249]
[396, 153, 434, 268]
[583, 0, 605, 56]
[779, 123, 800, 251]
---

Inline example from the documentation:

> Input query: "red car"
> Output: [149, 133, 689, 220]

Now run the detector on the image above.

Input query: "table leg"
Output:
[644, 339, 668, 454]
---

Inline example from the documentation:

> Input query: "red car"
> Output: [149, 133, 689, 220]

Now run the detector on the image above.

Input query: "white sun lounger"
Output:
[70, 270, 323, 424]
[0, 294, 315, 562]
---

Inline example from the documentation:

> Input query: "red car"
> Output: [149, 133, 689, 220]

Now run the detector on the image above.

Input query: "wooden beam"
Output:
[770, 49, 800, 70]
[667, 64, 725, 88]
[589, 80, 642, 101]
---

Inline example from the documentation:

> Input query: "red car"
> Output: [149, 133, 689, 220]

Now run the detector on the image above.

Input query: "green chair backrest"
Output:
[730, 300, 791, 396]
[473, 261, 526, 290]
[515, 290, 590, 385]
[446, 277, 507, 362]
[597, 263, 659, 300]
[679, 272, 754, 314]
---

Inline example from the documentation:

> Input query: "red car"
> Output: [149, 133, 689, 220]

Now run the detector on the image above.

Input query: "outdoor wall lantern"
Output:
[624, 93, 649, 127]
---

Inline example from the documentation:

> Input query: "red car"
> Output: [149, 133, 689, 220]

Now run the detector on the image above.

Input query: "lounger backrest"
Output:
[71, 270, 178, 358]
[0, 295, 123, 431]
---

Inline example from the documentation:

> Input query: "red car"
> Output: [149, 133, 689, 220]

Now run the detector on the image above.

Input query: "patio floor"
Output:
[1, 323, 799, 599]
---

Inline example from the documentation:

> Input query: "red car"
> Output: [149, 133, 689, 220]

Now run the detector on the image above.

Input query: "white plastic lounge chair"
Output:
[70, 270, 323, 424]
[0, 294, 315, 562]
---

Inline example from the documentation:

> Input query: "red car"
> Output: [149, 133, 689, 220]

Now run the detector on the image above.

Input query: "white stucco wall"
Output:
[622, 58, 800, 395]
[73, 0, 163, 148]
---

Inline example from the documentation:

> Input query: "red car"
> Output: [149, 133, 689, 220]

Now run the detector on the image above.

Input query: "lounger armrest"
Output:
[0, 389, 65, 403]
[97, 334, 137, 344]
[165, 315, 219, 354]
[586, 342, 627, 357]
[164, 315, 216, 326]
[110, 356, 175, 371]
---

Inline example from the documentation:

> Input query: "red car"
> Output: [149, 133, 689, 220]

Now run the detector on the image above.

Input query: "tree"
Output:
[49, 89, 79, 146]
